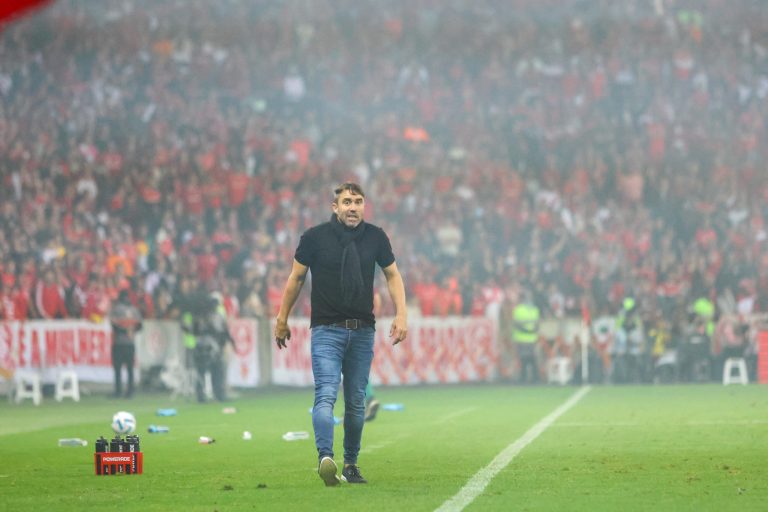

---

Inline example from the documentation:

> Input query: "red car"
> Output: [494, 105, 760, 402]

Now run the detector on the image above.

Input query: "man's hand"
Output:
[274, 318, 291, 349]
[389, 315, 407, 345]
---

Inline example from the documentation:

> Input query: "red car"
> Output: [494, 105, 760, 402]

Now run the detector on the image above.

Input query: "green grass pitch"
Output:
[1, 385, 766, 511]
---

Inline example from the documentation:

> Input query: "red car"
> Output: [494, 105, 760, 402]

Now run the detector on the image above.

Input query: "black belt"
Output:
[329, 319, 370, 330]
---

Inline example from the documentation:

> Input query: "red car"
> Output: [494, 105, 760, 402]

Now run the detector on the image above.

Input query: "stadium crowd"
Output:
[1, 0, 767, 382]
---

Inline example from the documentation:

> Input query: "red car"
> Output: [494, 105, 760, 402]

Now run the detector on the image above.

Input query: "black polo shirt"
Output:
[294, 220, 395, 328]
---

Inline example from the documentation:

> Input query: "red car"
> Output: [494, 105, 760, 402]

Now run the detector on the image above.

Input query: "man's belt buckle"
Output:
[344, 319, 359, 329]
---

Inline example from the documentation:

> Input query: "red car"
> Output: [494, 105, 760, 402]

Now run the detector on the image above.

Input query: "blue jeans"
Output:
[311, 325, 374, 465]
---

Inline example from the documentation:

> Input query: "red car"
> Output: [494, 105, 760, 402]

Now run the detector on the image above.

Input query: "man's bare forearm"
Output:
[276, 272, 306, 322]
[386, 272, 407, 319]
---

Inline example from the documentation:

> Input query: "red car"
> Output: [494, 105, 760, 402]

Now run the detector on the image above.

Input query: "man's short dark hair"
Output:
[333, 182, 365, 202]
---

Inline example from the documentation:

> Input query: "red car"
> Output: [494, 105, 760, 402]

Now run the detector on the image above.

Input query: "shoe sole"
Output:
[318, 457, 340, 487]
[365, 401, 380, 422]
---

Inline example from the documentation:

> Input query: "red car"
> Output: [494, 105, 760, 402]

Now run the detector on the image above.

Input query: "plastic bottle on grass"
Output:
[148, 425, 170, 433]
[382, 403, 405, 411]
[58, 438, 88, 447]
[156, 408, 177, 417]
[282, 431, 310, 441]
[198, 436, 216, 444]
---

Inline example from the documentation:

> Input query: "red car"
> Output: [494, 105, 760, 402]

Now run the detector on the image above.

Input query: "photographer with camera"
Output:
[192, 294, 234, 403]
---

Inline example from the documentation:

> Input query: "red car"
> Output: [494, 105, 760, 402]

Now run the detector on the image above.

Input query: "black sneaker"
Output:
[364, 399, 380, 422]
[318, 456, 340, 487]
[341, 464, 368, 484]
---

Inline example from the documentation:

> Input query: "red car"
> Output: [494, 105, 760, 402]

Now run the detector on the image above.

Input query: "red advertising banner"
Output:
[271, 317, 498, 386]
[372, 317, 498, 385]
[227, 318, 260, 387]
[0, 320, 113, 383]
[271, 318, 313, 386]
[1, 319, 260, 387]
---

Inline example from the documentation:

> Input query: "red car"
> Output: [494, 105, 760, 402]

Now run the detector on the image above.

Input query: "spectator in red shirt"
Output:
[227, 170, 251, 209]
[182, 174, 205, 216]
[0, 280, 16, 320]
[12, 283, 30, 320]
[196, 241, 219, 284]
[695, 217, 718, 248]
[1, 259, 16, 289]
[81, 274, 112, 323]
[67, 255, 90, 289]
[34, 268, 67, 319]
[412, 272, 440, 316]
[433, 276, 463, 317]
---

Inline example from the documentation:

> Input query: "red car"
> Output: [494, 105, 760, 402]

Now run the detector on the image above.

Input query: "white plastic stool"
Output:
[722, 357, 748, 385]
[547, 357, 572, 385]
[13, 371, 42, 405]
[55, 370, 80, 402]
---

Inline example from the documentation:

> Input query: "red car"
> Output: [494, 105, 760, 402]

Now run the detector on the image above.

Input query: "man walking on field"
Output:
[274, 182, 408, 486]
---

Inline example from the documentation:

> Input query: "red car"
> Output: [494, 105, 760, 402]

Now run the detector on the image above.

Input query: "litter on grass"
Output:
[282, 431, 310, 441]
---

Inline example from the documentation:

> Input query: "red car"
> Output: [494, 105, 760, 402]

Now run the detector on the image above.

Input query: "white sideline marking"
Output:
[435, 407, 478, 424]
[360, 440, 398, 454]
[555, 419, 768, 428]
[434, 386, 592, 512]
[363, 407, 477, 455]
[360, 432, 411, 455]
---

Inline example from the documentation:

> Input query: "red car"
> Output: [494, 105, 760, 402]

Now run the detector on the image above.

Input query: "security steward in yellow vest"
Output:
[692, 297, 715, 337]
[681, 296, 715, 382]
[512, 298, 541, 384]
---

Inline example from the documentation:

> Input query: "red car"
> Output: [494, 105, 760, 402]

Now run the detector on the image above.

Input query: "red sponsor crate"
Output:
[94, 452, 143, 475]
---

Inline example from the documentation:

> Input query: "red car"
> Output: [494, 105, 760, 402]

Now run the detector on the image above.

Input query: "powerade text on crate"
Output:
[94, 435, 143, 475]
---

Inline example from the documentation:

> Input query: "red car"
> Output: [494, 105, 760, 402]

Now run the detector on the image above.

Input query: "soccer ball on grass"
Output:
[111, 411, 137, 435]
